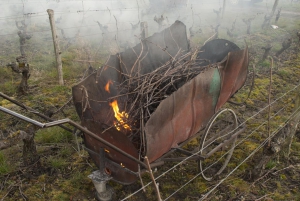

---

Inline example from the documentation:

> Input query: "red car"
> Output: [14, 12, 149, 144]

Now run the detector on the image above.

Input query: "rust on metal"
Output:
[215, 47, 249, 111]
[81, 121, 139, 184]
[72, 21, 189, 184]
[145, 48, 248, 163]
[71, 20, 249, 183]
[145, 67, 220, 162]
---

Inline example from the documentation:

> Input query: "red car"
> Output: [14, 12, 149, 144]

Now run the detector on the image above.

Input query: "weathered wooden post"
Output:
[140, 21, 148, 40]
[271, 0, 280, 17]
[275, 8, 282, 23]
[47, 9, 64, 85]
[282, 84, 300, 159]
[222, 0, 227, 18]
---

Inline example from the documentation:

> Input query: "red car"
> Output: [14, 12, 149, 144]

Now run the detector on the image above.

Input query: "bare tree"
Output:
[261, 43, 273, 61]
[276, 38, 292, 57]
[7, 56, 30, 94]
[243, 17, 255, 34]
[16, 20, 31, 56]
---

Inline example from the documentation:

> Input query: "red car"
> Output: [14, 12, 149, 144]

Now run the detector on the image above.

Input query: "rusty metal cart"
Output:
[0, 21, 249, 201]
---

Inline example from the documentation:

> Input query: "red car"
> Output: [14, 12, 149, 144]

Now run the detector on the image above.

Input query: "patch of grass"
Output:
[0, 81, 17, 95]
[63, 64, 84, 80]
[51, 191, 69, 200]
[69, 171, 88, 188]
[35, 127, 73, 144]
[59, 170, 93, 196]
[229, 178, 250, 193]
[47, 156, 67, 169]
[291, 142, 300, 152]
[277, 69, 290, 80]
[244, 141, 258, 152]
[59, 146, 73, 158]
[280, 174, 287, 180]
[259, 60, 271, 68]
[51, 85, 70, 94]
[61, 51, 76, 66]
[265, 160, 277, 170]
[0, 152, 10, 175]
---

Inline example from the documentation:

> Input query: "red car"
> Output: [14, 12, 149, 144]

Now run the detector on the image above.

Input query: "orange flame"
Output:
[104, 80, 113, 93]
[109, 100, 131, 131]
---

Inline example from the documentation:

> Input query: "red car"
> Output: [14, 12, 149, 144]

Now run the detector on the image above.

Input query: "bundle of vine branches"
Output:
[115, 49, 218, 140]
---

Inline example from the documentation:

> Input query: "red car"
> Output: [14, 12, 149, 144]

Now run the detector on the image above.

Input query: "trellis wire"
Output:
[198, 106, 300, 201]
[120, 82, 300, 200]
[163, 101, 294, 200]
[122, 101, 298, 201]
[1, 1, 298, 199]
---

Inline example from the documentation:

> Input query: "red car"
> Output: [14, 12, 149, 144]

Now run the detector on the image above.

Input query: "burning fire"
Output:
[104, 80, 113, 93]
[109, 100, 131, 131]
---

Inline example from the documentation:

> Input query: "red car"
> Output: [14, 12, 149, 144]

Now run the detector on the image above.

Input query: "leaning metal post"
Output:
[88, 148, 113, 201]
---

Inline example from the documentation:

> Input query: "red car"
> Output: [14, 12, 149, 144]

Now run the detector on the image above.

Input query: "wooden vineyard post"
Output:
[271, 0, 280, 17]
[140, 22, 148, 40]
[145, 156, 162, 201]
[47, 9, 64, 85]
[282, 83, 300, 159]
[267, 57, 273, 147]
[222, 0, 227, 18]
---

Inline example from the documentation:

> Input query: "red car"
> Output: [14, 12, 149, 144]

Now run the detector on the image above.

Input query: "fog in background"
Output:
[0, 0, 297, 56]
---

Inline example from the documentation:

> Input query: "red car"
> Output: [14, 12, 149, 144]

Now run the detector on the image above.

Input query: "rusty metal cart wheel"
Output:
[199, 109, 238, 181]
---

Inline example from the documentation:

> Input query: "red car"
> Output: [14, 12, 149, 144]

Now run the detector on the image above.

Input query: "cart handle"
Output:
[0, 106, 147, 168]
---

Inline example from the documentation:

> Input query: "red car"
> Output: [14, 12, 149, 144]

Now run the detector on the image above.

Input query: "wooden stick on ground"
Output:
[144, 156, 162, 201]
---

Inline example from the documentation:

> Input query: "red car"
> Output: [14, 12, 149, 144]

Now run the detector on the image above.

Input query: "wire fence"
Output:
[120, 81, 300, 200]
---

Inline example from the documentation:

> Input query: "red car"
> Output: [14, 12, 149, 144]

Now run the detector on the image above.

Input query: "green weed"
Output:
[277, 69, 290, 79]
[0, 152, 9, 175]
[265, 160, 277, 169]
[59, 146, 73, 158]
[35, 127, 73, 144]
[259, 60, 271, 68]
[47, 156, 67, 169]
[51, 191, 69, 200]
